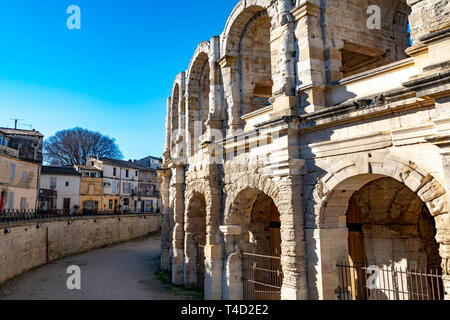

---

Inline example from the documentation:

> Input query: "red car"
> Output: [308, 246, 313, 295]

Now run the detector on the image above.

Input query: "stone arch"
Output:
[221, 0, 275, 57]
[184, 191, 207, 288]
[222, 172, 302, 300]
[186, 41, 211, 155]
[314, 153, 447, 227]
[220, 0, 278, 132]
[308, 152, 449, 300]
[224, 173, 282, 226]
[170, 72, 186, 161]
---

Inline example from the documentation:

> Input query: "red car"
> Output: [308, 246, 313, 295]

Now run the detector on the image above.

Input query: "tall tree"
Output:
[44, 127, 123, 166]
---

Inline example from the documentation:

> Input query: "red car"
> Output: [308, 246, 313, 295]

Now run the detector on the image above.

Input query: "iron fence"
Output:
[197, 244, 205, 289]
[243, 252, 283, 300]
[336, 261, 444, 300]
[0, 209, 161, 224]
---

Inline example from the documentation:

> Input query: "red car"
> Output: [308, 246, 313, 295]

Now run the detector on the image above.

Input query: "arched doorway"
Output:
[184, 193, 207, 289]
[319, 175, 444, 300]
[230, 188, 283, 300]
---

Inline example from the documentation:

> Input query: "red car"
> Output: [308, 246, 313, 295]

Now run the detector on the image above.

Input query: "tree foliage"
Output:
[44, 127, 123, 166]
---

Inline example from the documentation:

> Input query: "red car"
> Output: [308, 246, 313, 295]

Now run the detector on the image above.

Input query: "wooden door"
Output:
[346, 196, 367, 300]
[269, 202, 281, 257]
[63, 198, 71, 213]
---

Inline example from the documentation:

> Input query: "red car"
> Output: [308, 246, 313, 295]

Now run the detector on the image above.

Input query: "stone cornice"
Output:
[291, 1, 320, 20]
[419, 27, 450, 45]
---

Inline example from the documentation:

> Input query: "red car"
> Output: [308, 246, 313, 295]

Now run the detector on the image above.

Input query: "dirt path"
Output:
[0, 235, 202, 300]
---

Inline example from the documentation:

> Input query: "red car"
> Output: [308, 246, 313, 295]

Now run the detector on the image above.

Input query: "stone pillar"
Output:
[183, 231, 197, 287]
[425, 133, 450, 300]
[208, 36, 222, 121]
[178, 72, 186, 139]
[290, 1, 325, 113]
[219, 55, 241, 136]
[185, 93, 199, 158]
[204, 164, 224, 300]
[171, 165, 186, 285]
[278, 177, 309, 300]
[270, 0, 299, 117]
[164, 97, 172, 163]
[157, 168, 172, 271]
[220, 225, 243, 300]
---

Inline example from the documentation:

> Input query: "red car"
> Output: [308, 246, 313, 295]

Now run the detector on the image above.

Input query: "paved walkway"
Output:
[0, 235, 201, 300]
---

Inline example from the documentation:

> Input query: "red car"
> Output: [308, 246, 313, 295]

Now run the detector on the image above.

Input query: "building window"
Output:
[50, 177, 57, 189]
[126, 170, 129, 178]
[123, 182, 131, 194]
[109, 200, 113, 210]
[20, 198, 27, 210]
[135, 171, 138, 177]
[113, 167, 117, 176]
[8, 192, 14, 209]
[9, 163, 16, 180]
[23, 171, 28, 182]
[66, 181, 69, 187]
[112, 181, 117, 193]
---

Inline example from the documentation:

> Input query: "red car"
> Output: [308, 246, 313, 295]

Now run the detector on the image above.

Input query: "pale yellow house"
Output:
[0, 138, 39, 211]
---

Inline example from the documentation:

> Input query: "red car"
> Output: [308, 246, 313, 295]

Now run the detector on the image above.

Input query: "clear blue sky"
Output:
[0, 0, 237, 160]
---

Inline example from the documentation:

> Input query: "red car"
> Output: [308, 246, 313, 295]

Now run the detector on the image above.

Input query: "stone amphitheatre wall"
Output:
[0, 214, 161, 285]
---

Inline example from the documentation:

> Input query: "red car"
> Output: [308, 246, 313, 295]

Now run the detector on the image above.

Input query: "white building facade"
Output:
[39, 166, 81, 212]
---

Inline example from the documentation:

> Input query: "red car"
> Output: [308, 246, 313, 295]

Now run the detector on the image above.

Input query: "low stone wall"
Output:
[0, 214, 161, 285]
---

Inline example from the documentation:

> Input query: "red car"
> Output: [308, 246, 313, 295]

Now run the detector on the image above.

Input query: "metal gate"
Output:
[196, 244, 205, 289]
[336, 262, 445, 300]
[243, 252, 283, 300]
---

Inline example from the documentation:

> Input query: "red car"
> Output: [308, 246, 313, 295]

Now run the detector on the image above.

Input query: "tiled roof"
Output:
[75, 164, 101, 171]
[98, 157, 154, 171]
[41, 166, 81, 176]
[0, 127, 44, 137]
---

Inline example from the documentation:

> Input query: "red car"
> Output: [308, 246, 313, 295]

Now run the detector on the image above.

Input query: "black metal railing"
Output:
[243, 252, 283, 300]
[0, 208, 161, 224]
[336, 261, 445, 300]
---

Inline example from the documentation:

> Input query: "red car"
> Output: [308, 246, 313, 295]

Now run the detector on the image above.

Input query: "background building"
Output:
[0, 130, 39, 211]
[0, 128, 43, 164]
[135, 156, 162, 170]
[39, 166, 81, 213]
[75, 164, 104, 213]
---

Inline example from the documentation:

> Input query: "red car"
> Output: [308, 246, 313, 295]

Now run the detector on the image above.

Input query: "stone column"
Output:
[219, 55, 241, 136]
[164, 97, 172, 162]
[171, 165, 186, 285]
[178, 72, 186, 139]
[426, 133, 450, 300]
[183, 231, 197, 287]
[220, 225, 243, 300]
[185, 93, 199, 158]
[290, 1, 325, 113]
[204, 164, 224, 300]
[279, 176, 309, 300]
[157, 168, 172, 271]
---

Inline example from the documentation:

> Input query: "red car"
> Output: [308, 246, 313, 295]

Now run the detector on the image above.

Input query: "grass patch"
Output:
[154, 268, 204, 300]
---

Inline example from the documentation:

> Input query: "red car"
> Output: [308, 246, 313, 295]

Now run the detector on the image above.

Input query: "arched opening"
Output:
[230, 188, 282, 300]
[171, 84, 180, 157]
[187, 50, 210, 156]
[326, 0, 412, 81]
[184, 193, 207, 289]
[319, 175, 444, 300]
[239, 11, 273, 116]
